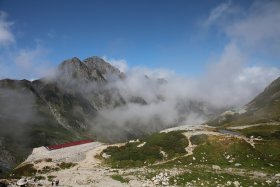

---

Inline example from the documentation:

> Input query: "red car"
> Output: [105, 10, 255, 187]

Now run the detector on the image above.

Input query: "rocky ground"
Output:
[2, 124, 280, 187]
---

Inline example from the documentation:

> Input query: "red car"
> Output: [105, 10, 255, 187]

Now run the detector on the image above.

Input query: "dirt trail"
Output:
[22, 142, 147, 187]
[227, 122, 280, 130]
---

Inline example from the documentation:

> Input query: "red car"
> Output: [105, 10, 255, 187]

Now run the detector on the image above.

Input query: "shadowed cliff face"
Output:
[0, 79, 87, 174]
[0, 82, 37, 174]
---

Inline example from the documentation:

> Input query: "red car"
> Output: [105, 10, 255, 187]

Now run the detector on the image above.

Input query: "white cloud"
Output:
[0, 44, 55, 80]
[197, 43, 280, 107]
[0, 3, 279, 132]
[0, 11, 14, 47]
[14, 45, 55, 79]
[95, 55, 280, 134]
[203, 0, 233, 27]
[62, 1, 280, 131]
[199, 0, 280, 106]
[0, 11, 55, 80]
[132, 66, 175, 78]
[226, 1, 280, 52]
[204, 1, 280, 55]
[103, 56, 128, 73]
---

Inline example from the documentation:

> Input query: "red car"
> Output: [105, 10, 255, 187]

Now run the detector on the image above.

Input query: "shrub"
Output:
[111, 174, 129, 183]
[57, 162, 77, 169]
[34, 175, 46, 181]
[47, 175, 56, 182]
[45, 158, 52, 162]
[144, 131, 188, 157]
[190, 134, 208, 145]
[12, 164, 37, 177]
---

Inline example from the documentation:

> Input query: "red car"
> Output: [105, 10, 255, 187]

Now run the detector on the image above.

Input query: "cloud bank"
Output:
[0, 1, 279, 141]
[199, 0, 280, 106]
[91, 0, 280, 138]
[93, 54, 279, 140]
[204, 0, 280, 55]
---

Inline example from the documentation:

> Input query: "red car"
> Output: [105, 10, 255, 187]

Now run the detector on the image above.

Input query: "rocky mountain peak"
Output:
[59, 57, 82, 68]
[57, 57, 95, 82]
[56, 56, 124, 83]
[83, 56, 123, 80]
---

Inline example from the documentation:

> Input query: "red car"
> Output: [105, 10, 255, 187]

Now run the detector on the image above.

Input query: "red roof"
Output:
[46, 139, 94, 150]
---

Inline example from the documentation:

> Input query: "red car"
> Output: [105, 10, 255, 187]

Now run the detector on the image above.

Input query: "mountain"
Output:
[57, 56, 124, 83]
[0, 56, 225, 175]
[1, 59, 279, 185]
[0, 57, 123, 174]
[208, 76, 280, 127]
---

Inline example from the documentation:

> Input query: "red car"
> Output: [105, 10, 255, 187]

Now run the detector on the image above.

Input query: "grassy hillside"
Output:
[99, 127, 280, 186]
[102, 131, 188, 168]
[208, 76, 280, 127]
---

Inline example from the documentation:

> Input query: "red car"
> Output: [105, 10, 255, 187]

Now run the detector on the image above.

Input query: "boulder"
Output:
[212, 165, 221, 171]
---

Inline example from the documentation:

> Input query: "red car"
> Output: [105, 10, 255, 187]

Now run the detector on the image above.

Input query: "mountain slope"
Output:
[0, 57, 120, 174]
[1, 59, 280, 184]
[0, 56, 146, 174]
[0, 56, 226, 175]
[208, 76, 280, 127]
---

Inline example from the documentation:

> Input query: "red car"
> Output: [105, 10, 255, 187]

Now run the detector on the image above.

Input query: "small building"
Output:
[45, 140, 94, 150]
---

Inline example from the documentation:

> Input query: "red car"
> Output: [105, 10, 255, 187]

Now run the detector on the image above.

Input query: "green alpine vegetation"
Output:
[102, 131, 189, 168]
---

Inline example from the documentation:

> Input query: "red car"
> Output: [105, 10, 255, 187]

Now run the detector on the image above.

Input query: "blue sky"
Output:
[0, 0, 279, 79]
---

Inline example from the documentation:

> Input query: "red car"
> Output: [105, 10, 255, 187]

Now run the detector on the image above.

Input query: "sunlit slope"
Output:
[208, 76, 280, 127]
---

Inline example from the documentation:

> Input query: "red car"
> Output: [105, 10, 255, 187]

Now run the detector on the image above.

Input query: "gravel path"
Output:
[227, 122, 280, 130]
[21, 142, 149, 187]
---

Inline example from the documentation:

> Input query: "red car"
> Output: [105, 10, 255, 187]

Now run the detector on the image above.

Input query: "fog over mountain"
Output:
[51, 55, 280, 138]
[1, 55, 279, 174]
[1, 56, 278, 143]
[0, 0, 280, 178]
